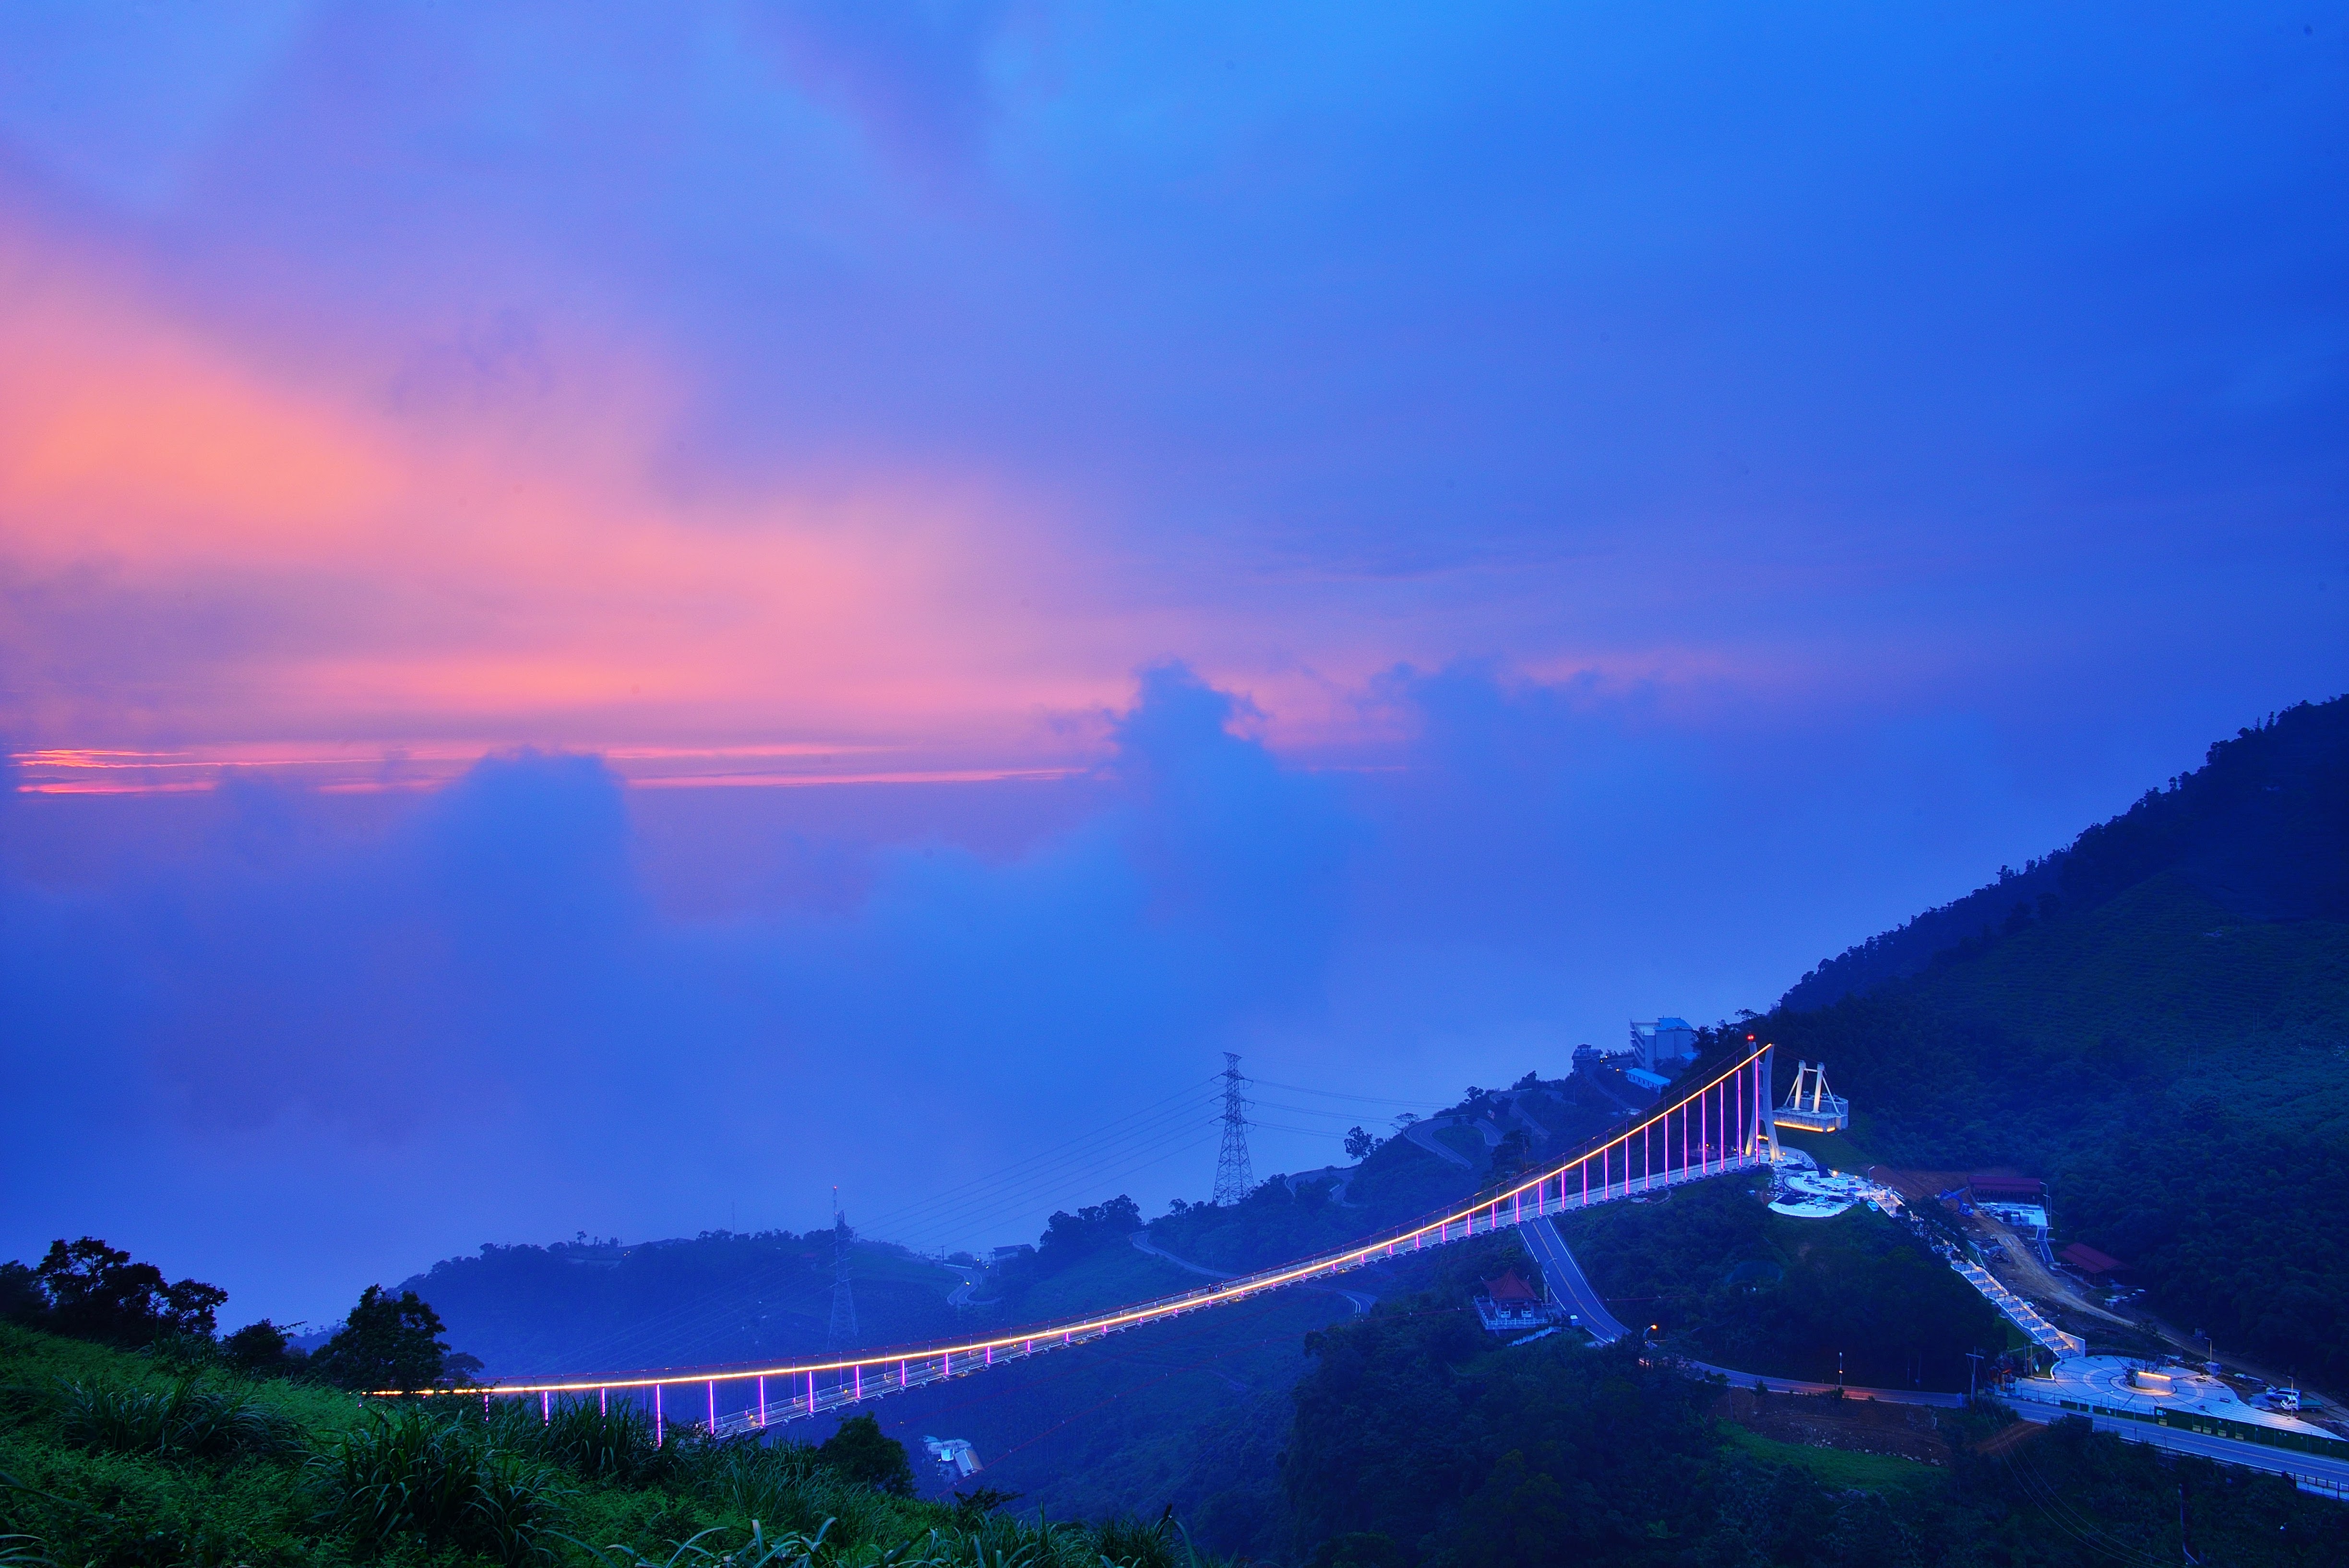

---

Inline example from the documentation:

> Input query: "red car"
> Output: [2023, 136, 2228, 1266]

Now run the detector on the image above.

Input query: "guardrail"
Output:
[2007, 1385, 2349, 1458]
[1948, 1259, 2084, 1357]
[394, 1046, 1785, 1441]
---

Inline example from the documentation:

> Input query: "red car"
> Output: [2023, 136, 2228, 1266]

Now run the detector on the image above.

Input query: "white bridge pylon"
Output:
[404, 1045, 1782, 1438]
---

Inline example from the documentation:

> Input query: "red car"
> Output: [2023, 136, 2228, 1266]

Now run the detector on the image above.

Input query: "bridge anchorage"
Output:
[1773, 1060, 1848, 1134]
[401, 1045, 1786, 1442]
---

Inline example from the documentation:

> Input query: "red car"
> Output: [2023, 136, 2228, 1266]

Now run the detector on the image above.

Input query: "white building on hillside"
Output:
[1630, 1017, 1698, 1073]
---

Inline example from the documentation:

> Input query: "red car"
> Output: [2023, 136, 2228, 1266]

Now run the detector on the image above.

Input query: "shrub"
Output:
[815, 1414, 915, 1496]
[219, 1319, 307, 1379]
[1092, 1510, 1183, 1568]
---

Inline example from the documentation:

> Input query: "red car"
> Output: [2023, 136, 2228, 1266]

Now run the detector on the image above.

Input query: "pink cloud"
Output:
[0, 212, 1153, 772]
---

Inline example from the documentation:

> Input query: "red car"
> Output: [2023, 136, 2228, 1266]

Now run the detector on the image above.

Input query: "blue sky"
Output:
[0, 3, 2341, 1326]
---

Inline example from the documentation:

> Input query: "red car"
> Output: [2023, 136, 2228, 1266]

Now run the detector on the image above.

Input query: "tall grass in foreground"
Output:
[563, 1511, 1206, 1568]
[4, 1327, 1232, 1568]
[478, 1395, 671, 1486]
[311, 1403, 567, 1565]
[55, 1377, 299, 1461]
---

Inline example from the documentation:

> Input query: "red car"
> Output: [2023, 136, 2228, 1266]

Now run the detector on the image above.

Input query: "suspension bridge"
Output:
[404, 1044, 1785, 1438]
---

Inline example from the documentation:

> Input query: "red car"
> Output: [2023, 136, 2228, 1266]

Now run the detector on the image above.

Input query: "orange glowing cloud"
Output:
[0, 214, 1152, 778]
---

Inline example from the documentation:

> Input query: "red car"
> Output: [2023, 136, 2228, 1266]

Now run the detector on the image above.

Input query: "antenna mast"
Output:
[1214, 1053, 1254, 1206]
[827, 1186, 859, 1349]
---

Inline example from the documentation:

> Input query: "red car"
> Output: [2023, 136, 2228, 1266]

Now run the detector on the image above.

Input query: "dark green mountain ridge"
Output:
[1761, 694, 2349, 1384]
[1781, 696, 2348, 1010]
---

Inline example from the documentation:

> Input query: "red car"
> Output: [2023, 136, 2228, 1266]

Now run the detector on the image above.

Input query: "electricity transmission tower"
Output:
[827, 1188, 859, 1349]
[1214, 1053, 1254, 1206]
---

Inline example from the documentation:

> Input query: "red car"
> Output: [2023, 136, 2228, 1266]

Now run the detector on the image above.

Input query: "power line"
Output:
[888, 1126, 1219, 1248]
[855, 1078, 1218, 1229]
[882, 1118, 1215, 1246]
[1250, 1098, 1410, 1120]
[1248, 1078, 1449, 1108]
[849, 1099, 1218, 1244]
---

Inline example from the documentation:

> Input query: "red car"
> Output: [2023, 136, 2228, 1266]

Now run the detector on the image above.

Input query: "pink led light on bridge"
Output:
[376, 1051, 1773, 1412]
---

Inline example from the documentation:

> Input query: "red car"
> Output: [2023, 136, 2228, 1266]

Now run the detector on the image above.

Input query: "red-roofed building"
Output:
[1474, 1268, 1553, 1332]
[2059, 1242, 2127, 1279]
[1486, 1269, 1539, 1302]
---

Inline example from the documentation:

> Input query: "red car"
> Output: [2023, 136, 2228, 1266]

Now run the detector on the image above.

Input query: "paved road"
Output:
[1132, 1230, 1234, 1279]
[1679, 1358, 1964, 1407]
[1686, 1360, 2349, 1491]
[1519, 1215, 1633, 1343]
[2002, 1395, 2349, 1493]
[1530, 1224, 2349, 1492]
[1402, 1119, 1479, 1168]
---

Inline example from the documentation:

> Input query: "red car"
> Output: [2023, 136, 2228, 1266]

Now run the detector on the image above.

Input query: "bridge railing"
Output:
[396, 1045, 1781, 1439]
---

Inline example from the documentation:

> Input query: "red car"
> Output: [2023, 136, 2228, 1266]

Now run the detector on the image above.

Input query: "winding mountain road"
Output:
[1530, 1219, 2349, 1496]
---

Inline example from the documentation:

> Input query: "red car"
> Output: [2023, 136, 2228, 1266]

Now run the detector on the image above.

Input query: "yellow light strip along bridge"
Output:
[397, 1045, 1782, 1438]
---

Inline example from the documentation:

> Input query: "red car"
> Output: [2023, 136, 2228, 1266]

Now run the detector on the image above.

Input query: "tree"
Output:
[817, 1412, 916, 1495]
[1345, 1127, 1378, 1160]
[222, 1319, 308, 1378]
[24, 1237, 226, 1346]
[310, 1285, 477, 1391]
[1035, 1195, 1143, 1271]
[0, 1261, 43, 1325]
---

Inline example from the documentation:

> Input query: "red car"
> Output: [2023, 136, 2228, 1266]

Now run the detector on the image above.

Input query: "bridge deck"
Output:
[395, 1046, 1784, 1441]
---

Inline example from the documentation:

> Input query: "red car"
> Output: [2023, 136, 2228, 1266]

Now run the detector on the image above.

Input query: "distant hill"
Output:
[386, 1078, 1586, 1551]
[1761, 695, 2349, 1386]
[1782, 696, 2348, 1010]
[398, 1230, 968, 1378]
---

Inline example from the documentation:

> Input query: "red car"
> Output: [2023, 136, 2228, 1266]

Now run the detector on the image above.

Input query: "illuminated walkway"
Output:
[413, 1045, 1785, 1437]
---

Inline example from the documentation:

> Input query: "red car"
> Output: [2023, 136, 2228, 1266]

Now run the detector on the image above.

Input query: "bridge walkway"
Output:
[402, 1045, 1786, 1436]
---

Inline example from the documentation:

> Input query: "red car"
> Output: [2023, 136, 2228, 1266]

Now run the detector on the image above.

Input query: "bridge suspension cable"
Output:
[518, 1081, 1224, 1371]
[398, 1045, 1781, 1442]
[860, 1075, 1223, 1249]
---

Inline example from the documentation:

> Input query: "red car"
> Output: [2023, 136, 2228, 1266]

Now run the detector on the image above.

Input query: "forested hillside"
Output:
[1760, 697, 2349, 1383]
[1783, 697, 2347, 1010]
[1280, 1245, 2349, 1568]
